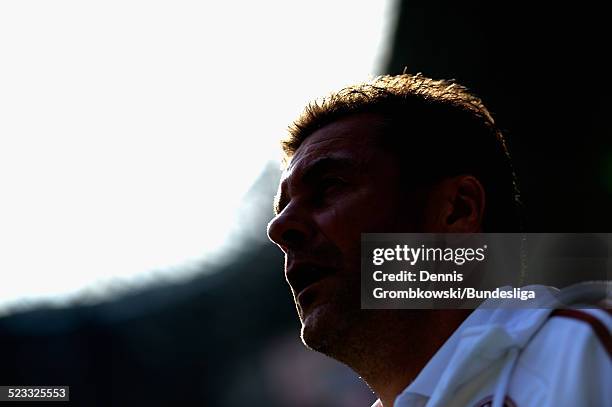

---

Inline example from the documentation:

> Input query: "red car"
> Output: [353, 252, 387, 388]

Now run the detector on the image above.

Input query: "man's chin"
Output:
[299, 301, 354, 356]
[298, 302, 329, 349]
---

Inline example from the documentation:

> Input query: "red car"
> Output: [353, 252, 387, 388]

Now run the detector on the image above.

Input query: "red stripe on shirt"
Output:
[550, 309, 612, 358]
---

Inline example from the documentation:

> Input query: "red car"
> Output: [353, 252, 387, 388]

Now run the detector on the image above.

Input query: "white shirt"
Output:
[371, 283, 612, 407]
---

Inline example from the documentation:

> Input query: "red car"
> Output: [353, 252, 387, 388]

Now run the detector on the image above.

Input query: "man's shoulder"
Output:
[460, 305, 611, 407]
[393, 284, 611, 407]
[507, 306, 611, 406]
[517, 305, 611, 373]
[525, 306, 611, 355]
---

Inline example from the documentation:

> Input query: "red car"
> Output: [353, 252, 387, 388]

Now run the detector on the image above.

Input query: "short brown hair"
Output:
[281, 73, 522, 231]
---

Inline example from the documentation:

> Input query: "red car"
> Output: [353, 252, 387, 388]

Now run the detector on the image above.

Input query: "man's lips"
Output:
[286, 262, 337, 297]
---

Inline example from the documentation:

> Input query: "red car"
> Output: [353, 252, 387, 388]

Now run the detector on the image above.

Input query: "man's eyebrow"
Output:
[301, 156, 357, 184]
[274, 156, 357, 215]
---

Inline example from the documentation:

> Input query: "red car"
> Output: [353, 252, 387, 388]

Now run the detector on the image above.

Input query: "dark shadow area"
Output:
[386, 1, 610, 231]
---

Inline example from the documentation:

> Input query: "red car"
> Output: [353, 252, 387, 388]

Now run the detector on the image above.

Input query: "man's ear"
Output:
[421, 175, 485, 233]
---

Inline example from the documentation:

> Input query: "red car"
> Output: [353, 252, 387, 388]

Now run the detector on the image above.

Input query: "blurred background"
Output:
[0, 1, 608, 406]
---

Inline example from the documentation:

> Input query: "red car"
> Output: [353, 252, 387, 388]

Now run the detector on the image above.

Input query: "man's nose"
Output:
[267, 208, 314, 252]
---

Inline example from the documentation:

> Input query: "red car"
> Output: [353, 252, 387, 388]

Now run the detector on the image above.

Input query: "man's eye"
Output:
[318, 177, 347, 193]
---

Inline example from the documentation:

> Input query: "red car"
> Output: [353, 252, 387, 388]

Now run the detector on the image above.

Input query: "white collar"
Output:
[395, 286, 560, 406]
[371, 283, 610, 406]
[369, 302, 548, 407]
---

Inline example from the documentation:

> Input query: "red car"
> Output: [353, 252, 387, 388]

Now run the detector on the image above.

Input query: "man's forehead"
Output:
[282, 113, 387, 179]
[280, 154, 356, 187]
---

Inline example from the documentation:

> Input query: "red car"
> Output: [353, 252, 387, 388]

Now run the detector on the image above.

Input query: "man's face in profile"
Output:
[268, 113, 421, 352]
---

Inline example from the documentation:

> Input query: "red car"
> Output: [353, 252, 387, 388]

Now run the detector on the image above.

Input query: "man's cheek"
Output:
[316, 208, 359, 241]
[319, 199, 371, 230]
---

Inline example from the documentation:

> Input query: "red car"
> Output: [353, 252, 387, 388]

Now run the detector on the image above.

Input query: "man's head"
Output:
[267, 74, 520, 360]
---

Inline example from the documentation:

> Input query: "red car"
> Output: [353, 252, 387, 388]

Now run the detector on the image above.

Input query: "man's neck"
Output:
[337, 309, 471, 407]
